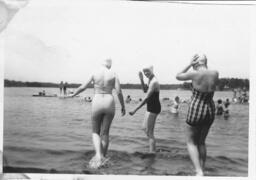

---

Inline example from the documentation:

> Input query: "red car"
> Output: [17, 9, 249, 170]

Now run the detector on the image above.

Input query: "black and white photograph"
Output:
[1, 0, 256, 179]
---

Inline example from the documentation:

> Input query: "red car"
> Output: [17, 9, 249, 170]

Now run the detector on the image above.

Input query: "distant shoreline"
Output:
[4, 79, 182, 90]
[4, 87, 238, 93]
[4, 78, 249, 91]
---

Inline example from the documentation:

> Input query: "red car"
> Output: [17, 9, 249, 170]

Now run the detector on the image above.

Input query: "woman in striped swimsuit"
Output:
[176, 54, 219, 176]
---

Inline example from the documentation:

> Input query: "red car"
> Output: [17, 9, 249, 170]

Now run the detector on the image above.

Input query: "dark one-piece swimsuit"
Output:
[147, 91, 161, 114]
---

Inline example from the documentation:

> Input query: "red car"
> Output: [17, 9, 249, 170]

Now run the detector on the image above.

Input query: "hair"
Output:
[217, 99, 222, 104]
[193, 54, 208, 69]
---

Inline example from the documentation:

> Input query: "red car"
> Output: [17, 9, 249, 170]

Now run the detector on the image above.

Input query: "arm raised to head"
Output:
[138, 71, 148, 93]
[176, 55, 199, 81]
[115, 74, 125, 116]
[176, 70, 197, 81]
[70, 76, 93, 97]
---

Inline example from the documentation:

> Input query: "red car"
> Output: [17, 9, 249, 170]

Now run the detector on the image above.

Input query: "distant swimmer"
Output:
[216, 99, 224, 115]
[63, 82, 68, 96]
[162, 97, 170, 101]
[176, 54, 219, 176]
[125, 95, 132, 104]
[169, 96, 180, 114]
[67, 59, 126, 169]
[225, 98, 230, 106]
[241, 87, 248, 103]
[84, 96, 92, 102]
[223, 99, 230, 119]
[129, 65, 161, 154]
[38, 90, 46, 96]
[232, 89, 237, 103]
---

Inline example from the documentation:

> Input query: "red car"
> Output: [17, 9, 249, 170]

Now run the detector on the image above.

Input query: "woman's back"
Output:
[93, 67, 116, 94]
[192, 70, 218, 92]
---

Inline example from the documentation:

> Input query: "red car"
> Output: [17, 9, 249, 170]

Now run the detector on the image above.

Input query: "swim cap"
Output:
[196, 54, 207, 66]
[143, 65, 154, 74]
[102, 58, 112, 68]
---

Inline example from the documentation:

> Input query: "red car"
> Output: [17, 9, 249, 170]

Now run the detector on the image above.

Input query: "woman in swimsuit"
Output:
[129, 65, 161, 153]
[67, 59, 126, 168]
[176, 54, 219, 176]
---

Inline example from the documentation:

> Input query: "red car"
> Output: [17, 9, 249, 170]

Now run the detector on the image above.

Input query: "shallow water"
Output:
[3, 87, 248, 176]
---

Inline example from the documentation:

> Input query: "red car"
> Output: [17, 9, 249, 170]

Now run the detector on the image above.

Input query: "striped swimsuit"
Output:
[186, 88, 215, 126]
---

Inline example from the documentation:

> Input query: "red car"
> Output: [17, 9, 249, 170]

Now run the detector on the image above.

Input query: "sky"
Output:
[2, 0, 253, 84]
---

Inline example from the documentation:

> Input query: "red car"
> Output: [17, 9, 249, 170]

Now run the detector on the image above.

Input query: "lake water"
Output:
[3, 87, 248, 176]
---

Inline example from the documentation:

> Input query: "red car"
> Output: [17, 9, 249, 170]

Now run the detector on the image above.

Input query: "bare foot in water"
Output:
[89, 156, 102, 169]
[89, 156, 110, 169]
[196, 171, 204, 176]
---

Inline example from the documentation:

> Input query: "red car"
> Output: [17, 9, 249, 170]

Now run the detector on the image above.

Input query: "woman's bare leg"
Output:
[101, 112, 115, 157]
[143, 112, 157, 153]
[91, 112, 104, 160]
[186, 124, 203, 176]
[198, 124, 211, 170]
[90, 110, 105, 169]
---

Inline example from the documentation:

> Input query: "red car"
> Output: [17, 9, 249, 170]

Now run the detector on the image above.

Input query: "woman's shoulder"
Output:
[150, 77, 160, 87]
[152, 76, 160, 83]
[207, 69, 219, 76]
[196, 69, 218, 79]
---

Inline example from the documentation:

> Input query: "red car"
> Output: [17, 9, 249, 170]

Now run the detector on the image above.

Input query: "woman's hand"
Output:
[129, 110, 136, 116]
[121, 107, 126, 116]
[138, 71, 144, 81]
[190, 54, 199, 66]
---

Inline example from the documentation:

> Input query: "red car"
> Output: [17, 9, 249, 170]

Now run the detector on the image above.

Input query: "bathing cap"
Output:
[102, 58, 112, 68]
[196, 54, 207, 66]
[143, 65, 154, 74]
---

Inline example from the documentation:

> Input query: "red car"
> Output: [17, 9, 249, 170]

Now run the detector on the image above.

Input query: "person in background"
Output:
[59, 81, 64, 96]
[225, 98, 230, 107]
[63, 82, 68, 96]
[237, 88, 242, 103]
[223, 99, 230, 119]
[169, 96, 180, 114]
[241, 87, 248, 103]
[232, 89, 237, 103]
[216, 99, 224, 115]
[125, 95, 132, 104]
[84, 96, 92, 102]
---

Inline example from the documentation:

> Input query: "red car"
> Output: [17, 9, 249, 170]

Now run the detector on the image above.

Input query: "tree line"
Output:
[182, 78, 249, 91]
[4, 78, 249, 91]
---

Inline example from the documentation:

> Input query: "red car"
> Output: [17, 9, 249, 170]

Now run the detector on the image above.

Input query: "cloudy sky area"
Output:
[3, 0, 252, 84]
